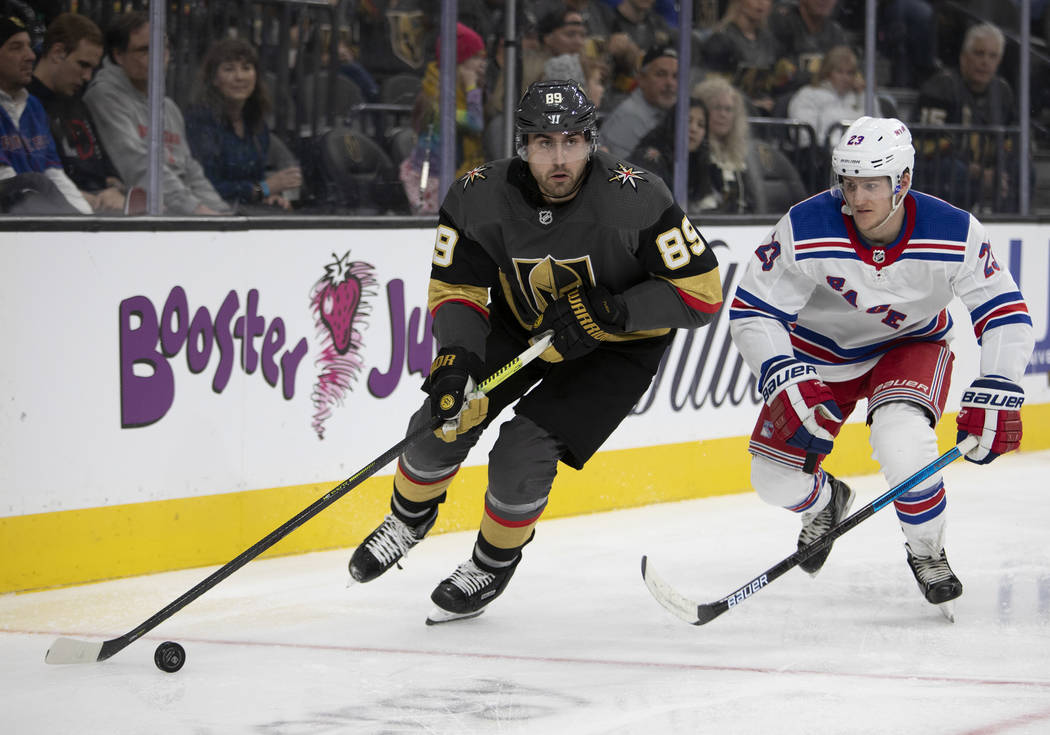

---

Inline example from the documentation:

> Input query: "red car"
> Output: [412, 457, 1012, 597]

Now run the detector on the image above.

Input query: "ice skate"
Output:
[348, 511, 436, 583]
[425, 558, 518, 625]
[798, 474, 855, 576]
[906, 543, 962, 622]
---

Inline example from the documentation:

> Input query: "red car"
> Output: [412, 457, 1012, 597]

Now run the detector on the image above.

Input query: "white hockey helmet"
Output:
[830, 116, 915, 208]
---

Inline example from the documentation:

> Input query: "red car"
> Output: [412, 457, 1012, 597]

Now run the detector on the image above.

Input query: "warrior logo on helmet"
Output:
[515, 80, 598, 160]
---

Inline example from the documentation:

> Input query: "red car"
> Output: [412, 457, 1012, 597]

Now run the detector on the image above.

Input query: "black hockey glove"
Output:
[532, 286, 627, 362]
[424, 347, 489, 442]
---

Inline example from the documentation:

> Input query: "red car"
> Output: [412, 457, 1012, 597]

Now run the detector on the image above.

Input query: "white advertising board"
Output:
[2, 223, 1048, 516]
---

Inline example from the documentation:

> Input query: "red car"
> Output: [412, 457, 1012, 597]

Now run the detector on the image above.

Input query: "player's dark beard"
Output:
[538, 166, 585, 202]
[512, 158, 592, 209]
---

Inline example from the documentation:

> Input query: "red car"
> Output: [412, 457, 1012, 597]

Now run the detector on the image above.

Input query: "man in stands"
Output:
[84, 11, 229, 215]
[28, 12, 125, 213]
[918, 22, 1018, 212]
[599, 44, 678, 160]
[0, 13, 90, 214]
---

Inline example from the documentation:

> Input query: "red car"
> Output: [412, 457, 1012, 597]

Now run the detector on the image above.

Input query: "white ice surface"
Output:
[2, 450, 1049, 734]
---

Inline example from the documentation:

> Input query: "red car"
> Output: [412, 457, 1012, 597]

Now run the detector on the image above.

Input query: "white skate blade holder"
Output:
[936, 600, 956, 623]
[425, 606, 486, 626]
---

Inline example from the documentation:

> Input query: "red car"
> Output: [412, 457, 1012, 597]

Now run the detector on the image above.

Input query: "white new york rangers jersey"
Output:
[729, 190, 1033, 384]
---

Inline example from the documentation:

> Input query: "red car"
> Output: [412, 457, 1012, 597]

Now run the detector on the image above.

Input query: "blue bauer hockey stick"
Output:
[641, 435, 979, 625]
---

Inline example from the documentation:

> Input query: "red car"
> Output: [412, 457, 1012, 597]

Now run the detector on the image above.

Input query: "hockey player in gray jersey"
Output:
[349, 79, 723, 624]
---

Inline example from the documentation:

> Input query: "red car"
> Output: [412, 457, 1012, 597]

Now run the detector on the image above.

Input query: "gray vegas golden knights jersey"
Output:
[427, 151, 724, 357]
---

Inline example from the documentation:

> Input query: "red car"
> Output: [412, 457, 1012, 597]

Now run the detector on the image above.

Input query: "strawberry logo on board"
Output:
[310, 251, 376, 439]
[320, 258, 362, 353]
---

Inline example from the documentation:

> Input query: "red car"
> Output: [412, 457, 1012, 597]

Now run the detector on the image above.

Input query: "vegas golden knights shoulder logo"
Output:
[513, 255, 595, 315]
[387, 10, 425, 69]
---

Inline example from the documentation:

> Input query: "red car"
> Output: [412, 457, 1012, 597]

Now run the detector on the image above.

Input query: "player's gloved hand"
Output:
[759, 356, 842, 455]
[531, 285, 627, 362]
[424, 347, 489, 442]
[956, 375, 1024, 464]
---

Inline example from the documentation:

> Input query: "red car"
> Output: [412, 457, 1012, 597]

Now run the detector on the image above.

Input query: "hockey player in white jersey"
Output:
[729, 116, 1034, 615]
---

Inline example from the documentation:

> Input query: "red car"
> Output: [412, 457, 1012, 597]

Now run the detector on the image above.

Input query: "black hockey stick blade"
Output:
[45, 333, 553, 665]
[641, 436, 978, 626]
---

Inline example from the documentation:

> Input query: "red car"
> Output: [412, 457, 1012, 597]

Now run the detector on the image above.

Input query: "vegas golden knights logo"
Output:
[513, 255, 595, 315]
[387, 10, 425, 69]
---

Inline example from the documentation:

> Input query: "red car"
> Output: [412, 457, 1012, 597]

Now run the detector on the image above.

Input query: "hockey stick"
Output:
[641, 435, 979, 626]
[45, 332, 553, 665]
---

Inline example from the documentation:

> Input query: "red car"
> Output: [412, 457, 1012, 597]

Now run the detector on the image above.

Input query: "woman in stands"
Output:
[629, 96, 718, 211]
[399, 22, 487, 215]
[186, 38, 302, 212]
[692, 76, 807, 214]
[787, 45, 883, 149]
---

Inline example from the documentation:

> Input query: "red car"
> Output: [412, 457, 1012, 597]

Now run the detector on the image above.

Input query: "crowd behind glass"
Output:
[1, 0, 1045, 218]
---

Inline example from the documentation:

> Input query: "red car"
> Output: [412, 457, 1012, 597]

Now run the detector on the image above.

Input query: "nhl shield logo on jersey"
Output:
[872, 248, 886, 264]
[538, 209, 553, 225]
[607, 162, 648, 190]
[460, 165, 489, 189]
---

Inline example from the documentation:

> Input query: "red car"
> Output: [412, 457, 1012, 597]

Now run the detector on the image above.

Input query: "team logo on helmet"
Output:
[607, 163, 647, 190]
[459, 165, 489, 189]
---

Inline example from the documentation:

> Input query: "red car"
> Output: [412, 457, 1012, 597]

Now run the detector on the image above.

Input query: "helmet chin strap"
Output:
[870, 181, 909, 233]
[840, 178, 909, 234]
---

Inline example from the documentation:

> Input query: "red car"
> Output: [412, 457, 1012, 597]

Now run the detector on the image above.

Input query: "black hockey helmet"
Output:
[514, 79, 598, 160]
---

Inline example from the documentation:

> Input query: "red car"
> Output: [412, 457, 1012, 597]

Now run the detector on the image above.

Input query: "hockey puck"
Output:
[154, 641, 185, 673]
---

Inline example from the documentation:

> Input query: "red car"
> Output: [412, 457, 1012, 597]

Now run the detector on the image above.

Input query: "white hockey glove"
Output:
[956, 376, 1024, 464]
[760, 356, 843, 456]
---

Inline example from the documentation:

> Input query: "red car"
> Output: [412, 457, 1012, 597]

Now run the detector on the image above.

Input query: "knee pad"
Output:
[481, 416, 564, 552]
[871, 402, 947, 553]
[869, 402, 939, 488]
[487, 415, 563, 510]
[751, 454, 820, 511]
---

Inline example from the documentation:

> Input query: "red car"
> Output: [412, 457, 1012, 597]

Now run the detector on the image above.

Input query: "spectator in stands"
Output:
[335, 39, 380, 103]
[693, 75, 806, 213]
[918, 22, 1017, 211]
[185, 38, 302, 212]
[769, 0, 850, 93]
[85, 11, 229, 215]
[629, 96, 718, 210]
[704, 0, 781, 114]
[0, 13, 90, 214]
[523, 8, 589, 93]
[787, 45, 880, 147]
[563, 0, 616, 43]
[28, 12, 126, 214]
[605, 0, 676, 107]
[608, 0, 675, 52]
[876, 0, 939, 89]
[599, 45, 678, 160]
[399, 22, 486, 215]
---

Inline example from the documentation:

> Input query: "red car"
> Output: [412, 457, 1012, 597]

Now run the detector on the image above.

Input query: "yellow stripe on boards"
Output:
[3, 404, 1048, 594]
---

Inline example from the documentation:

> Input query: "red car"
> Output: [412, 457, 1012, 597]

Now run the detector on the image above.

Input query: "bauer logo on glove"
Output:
[759, 356, 842, 456]
[956, 375, 1024, 464]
